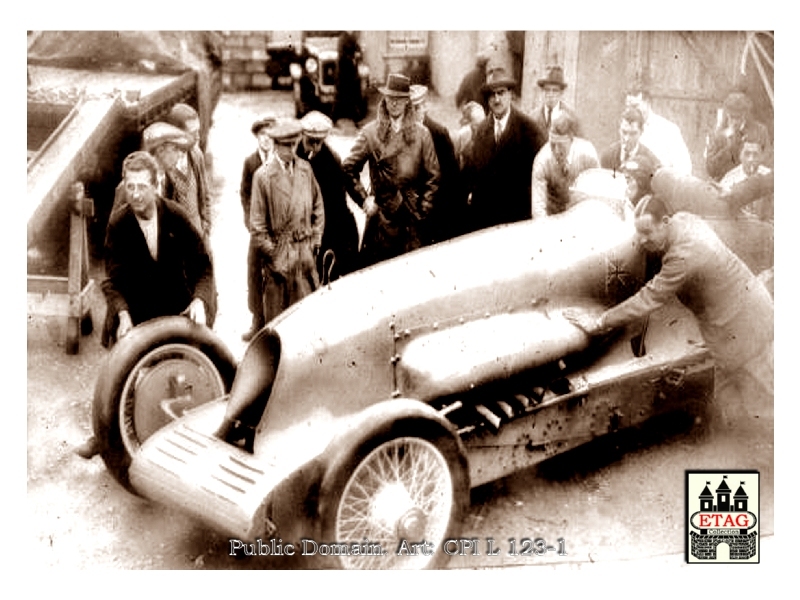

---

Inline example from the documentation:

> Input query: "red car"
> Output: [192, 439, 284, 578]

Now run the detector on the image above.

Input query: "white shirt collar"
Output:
[494, 109, 511, 136]
[258, 148, 272, 164]
[175, 153, 189, 175]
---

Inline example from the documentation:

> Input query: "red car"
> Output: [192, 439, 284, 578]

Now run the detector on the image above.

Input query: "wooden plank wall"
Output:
[573, 31, 771, 179]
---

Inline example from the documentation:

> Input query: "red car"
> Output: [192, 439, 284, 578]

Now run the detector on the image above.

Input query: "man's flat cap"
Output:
[300, 111, 333, 138]
[142, 121, 192, 153]
[251, 114, 278, 135]
[268, 118, 303, 142]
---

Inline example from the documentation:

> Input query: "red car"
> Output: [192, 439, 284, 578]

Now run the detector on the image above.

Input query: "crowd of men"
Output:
[75, 60, 773, 458]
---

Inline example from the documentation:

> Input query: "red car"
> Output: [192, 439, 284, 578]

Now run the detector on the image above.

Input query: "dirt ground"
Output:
[26, 90, 775, 575]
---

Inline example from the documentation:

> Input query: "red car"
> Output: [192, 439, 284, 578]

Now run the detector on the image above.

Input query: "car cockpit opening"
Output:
[215, 329, 282, 452]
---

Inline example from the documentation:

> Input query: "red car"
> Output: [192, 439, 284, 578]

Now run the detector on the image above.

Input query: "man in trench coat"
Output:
[250, 119, 325, 324]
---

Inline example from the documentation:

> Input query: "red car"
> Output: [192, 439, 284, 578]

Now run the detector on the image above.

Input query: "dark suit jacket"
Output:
[530, 101, 582, 138]
[240, 149, 265, 229]
[101, 199, 217, 346]
[463, 105, 545, 232]
[705, 117, 771, 181]
[297, 142, 360, 277]
[423, 114, 463, 243]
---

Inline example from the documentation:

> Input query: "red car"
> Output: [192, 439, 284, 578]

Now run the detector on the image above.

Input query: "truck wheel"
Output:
[92, 316, 236, 493]
[320, 423, 468, 569]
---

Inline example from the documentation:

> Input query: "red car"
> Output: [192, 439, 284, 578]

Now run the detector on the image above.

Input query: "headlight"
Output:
[305, 58, 318, 75]
[289, 63, 303, 79]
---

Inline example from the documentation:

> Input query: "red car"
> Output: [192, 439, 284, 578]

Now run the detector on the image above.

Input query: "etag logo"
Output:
[685, 471, 759, 563]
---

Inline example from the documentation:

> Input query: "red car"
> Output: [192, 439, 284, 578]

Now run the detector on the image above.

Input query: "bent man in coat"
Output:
[250, 119, 325, 324]
[566, 195, 773, 412]
[532, 113, 599, 218]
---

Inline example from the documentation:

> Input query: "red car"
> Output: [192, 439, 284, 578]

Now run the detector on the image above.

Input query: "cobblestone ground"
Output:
[26, 91, 774, 577]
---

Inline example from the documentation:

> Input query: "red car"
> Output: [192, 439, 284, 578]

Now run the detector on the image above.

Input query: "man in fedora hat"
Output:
[297, 110, 360, 282]
[239, 114, 277, 341]
[462, 66, 544, 233]
[250, 118, 325, 324]
[342, 73, 440, 268]
[531, 65, 582, 138]
[410, 84, 463, 244]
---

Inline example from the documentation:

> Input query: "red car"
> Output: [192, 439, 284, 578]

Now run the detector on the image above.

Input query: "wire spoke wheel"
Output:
[118, 343, 226, 456]
[334, 436, 455, 569]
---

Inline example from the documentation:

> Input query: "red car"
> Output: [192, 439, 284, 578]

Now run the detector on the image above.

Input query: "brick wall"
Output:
[690, 531, 758, 560]
[219, 31, 274, 91]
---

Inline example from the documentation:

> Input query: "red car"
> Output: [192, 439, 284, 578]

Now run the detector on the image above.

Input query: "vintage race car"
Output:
[91, 195, 714, 569]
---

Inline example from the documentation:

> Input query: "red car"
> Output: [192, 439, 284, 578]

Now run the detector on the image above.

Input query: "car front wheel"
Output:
[92, 316, 236, 493]
[320, 425, 468, 569]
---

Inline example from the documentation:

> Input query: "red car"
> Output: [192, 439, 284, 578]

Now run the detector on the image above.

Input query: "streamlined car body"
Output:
[92, 198, 714, 569]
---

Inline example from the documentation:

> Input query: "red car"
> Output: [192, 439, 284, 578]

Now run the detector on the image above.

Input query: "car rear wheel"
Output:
[320, 425, 468, 569]
[92, 316, 236, 493]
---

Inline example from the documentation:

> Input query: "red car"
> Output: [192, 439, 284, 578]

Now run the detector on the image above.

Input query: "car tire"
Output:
[92, 316, 236, 493]
[318, 419, 468, 569]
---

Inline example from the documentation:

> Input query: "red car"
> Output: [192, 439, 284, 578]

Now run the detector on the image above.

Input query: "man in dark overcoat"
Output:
[410, 84, 464, 244]
[462, 67, 544, 233]
[297, 111, 360, 282]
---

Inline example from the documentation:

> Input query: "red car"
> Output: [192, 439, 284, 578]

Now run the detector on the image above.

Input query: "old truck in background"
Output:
[267, 31, 369, 121]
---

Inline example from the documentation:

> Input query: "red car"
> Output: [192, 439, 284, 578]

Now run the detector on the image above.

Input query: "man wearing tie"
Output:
[462, 66, 544, 233]
[250, 119, 325, 325]
[531, 66, 582, 138]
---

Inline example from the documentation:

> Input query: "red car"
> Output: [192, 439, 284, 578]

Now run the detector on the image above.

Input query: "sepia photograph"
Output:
[24, 12, 787, 590]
